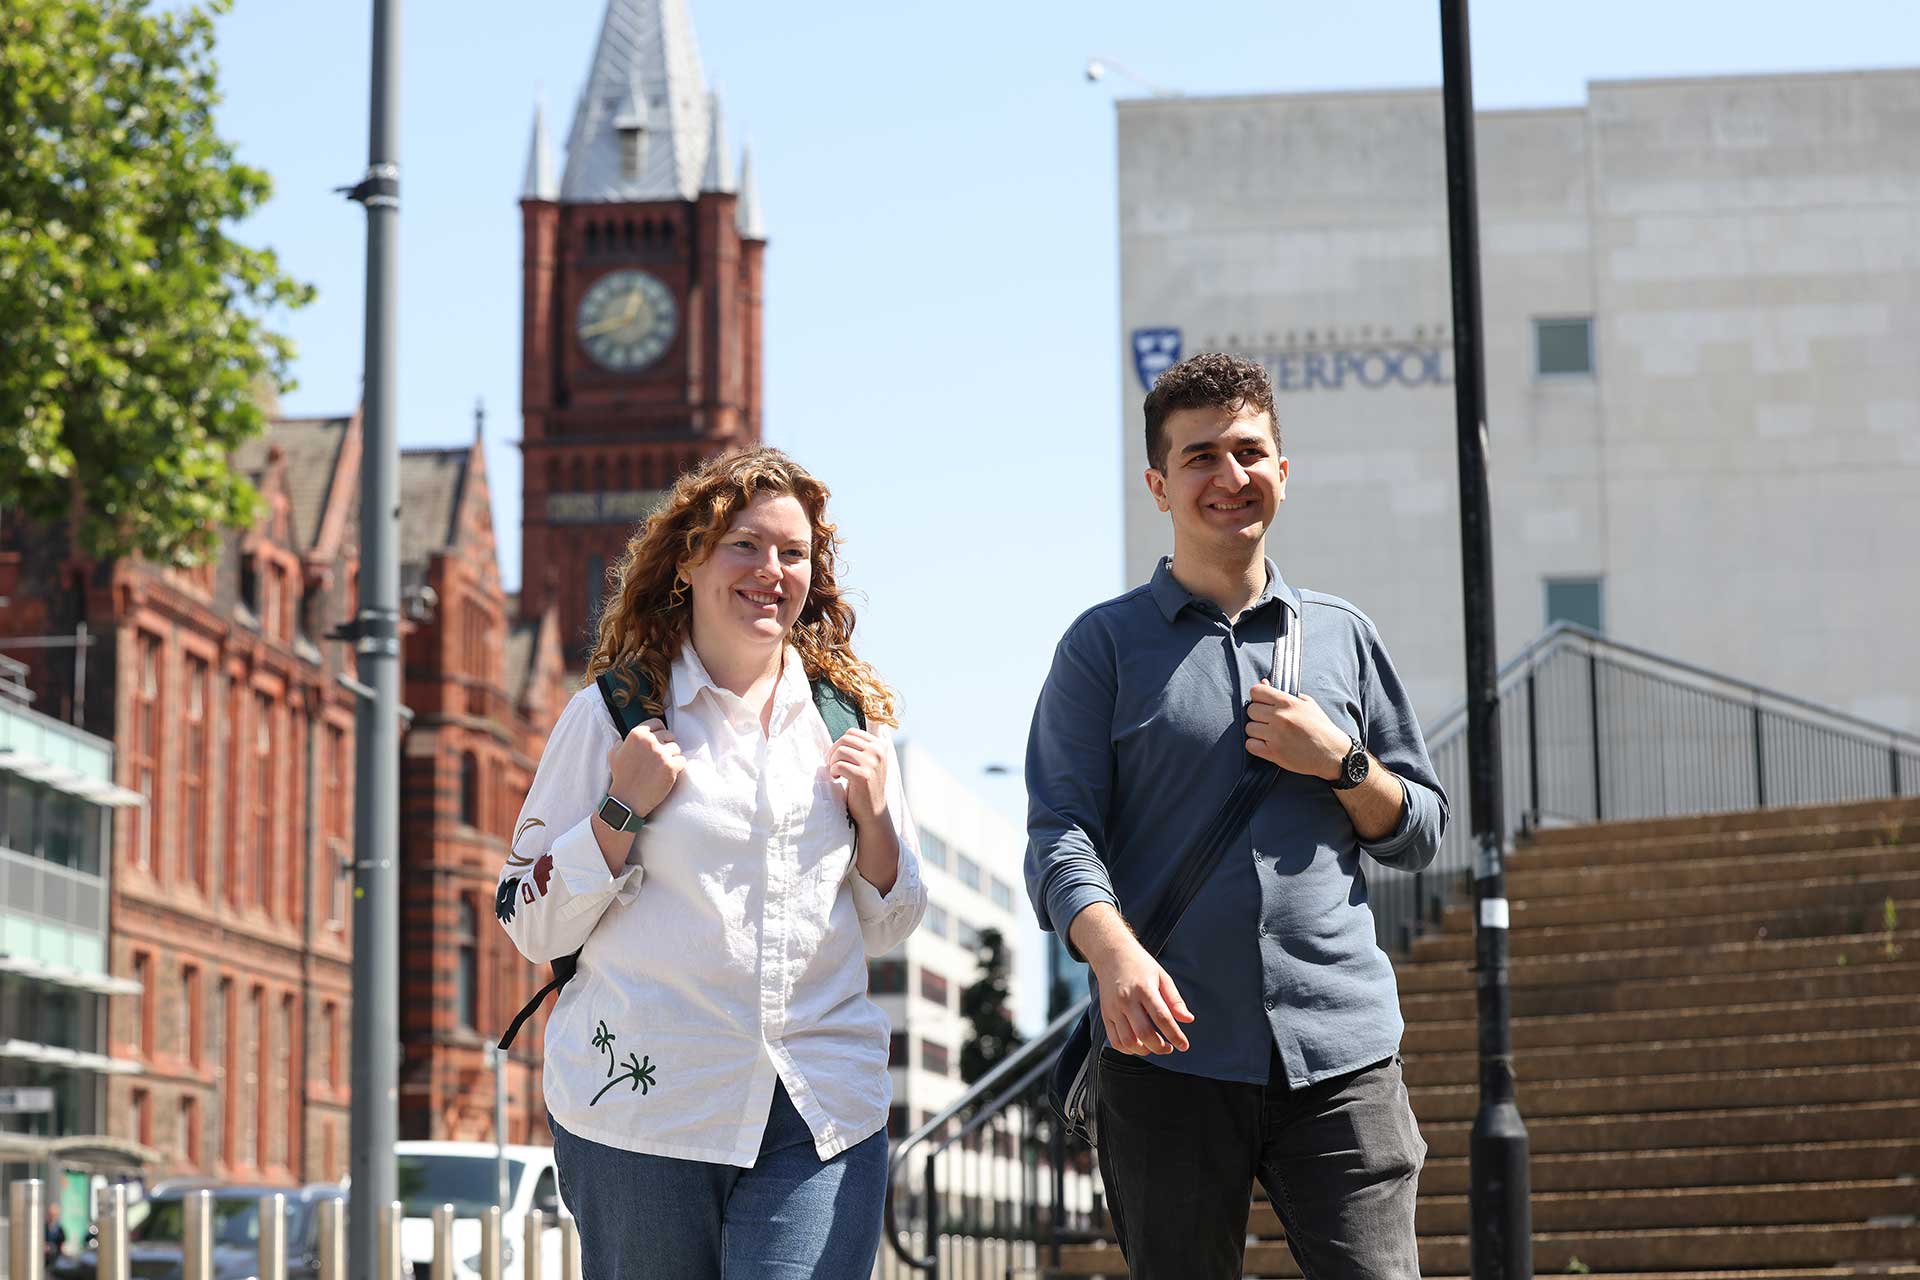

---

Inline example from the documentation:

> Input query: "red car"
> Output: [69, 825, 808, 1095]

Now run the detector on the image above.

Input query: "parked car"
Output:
[394, 1141, 567, 1280]
[50, 1181, 344, 1280]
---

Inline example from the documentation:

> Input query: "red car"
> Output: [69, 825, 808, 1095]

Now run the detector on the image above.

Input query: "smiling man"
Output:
[1024, 352, 1447, 1278]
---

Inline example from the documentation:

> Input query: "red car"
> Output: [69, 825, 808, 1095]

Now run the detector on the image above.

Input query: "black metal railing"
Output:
[1366, 622, 1920, 953]
[882, 622, 1920, 1277]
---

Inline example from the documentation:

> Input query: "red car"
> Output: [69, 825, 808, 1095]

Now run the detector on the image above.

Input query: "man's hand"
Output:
[1244, 682, 1348, 779]
[1069, 903, 1194, 1055]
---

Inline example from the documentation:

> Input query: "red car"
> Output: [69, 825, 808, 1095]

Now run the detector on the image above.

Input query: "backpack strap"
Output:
[810, 676, 866, 740]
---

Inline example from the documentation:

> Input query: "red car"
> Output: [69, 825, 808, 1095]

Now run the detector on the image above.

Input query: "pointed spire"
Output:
[473, 396, 486, 443]
[735, 145, 765, 240]
[700, 90, 732, 193]
[521, 101, 557, 200]
[561, 0, 711, 202]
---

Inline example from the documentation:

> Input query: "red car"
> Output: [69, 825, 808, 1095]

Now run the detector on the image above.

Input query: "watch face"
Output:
[576, 270, 678, 372]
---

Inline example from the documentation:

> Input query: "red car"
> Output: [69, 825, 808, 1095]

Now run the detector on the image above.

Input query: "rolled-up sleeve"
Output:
[1355, 622, 1448, 871]
[496, 692, 642, 965]
[850, 731, 928, 955]
[1024, 625, 1121, 958]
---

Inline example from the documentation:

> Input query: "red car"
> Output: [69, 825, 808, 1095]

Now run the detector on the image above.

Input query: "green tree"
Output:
[1, 0, 313, 564]
[959, 927, 1025, 1085]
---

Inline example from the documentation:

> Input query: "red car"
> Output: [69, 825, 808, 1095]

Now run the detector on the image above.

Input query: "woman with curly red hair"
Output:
[496, 447, 925, 1278]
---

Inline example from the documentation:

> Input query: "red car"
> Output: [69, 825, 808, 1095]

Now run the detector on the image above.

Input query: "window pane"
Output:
[919, 831, 947, 870]
[956, 855, 981, 891]
[989, 878, 1013, 912]
[1544, 578, 1604, 633]
[1535, 317, 1593, 376]
[925, 904, 948, 937]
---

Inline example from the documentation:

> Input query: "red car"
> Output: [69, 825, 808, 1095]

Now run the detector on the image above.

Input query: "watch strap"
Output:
[1330, 734, 1368, 791]
[597, 793, 644, 833]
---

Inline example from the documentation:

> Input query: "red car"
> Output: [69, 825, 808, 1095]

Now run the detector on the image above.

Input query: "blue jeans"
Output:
[549, 1080, 889, 1279]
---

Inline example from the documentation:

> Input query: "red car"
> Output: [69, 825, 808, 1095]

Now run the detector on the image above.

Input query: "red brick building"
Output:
[0, 0, 764, 1175]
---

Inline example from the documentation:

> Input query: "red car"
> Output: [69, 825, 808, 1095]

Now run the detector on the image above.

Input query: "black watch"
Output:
[1329, 735, 1369, 791]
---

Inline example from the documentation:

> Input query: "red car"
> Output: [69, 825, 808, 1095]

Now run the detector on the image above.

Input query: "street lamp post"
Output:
[342, 2, 403, 1278]
[1437, 0, 1533, 1275]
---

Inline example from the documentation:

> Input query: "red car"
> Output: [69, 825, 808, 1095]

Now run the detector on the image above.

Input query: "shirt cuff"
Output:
[548, 813, 643, 920]
[1048, 882, 1121, 965]
[851, 852, 919, 923]
[1356, 775, 1418, 859]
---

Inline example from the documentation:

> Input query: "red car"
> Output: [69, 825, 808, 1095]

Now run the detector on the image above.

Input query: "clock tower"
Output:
[517, 0, 765, 662]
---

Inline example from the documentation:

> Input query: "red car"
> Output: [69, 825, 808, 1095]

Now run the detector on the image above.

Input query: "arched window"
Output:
[623, 219, 636, 250]
[584, 223, 598, 255]
[459, 752, 480, 827]
[454, 901, 478, 1031]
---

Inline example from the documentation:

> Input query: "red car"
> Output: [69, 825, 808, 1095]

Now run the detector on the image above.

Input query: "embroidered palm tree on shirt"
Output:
[589, 1018, 657, 1104]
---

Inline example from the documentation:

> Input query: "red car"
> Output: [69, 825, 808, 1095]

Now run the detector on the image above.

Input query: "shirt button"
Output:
[1257, 923, 1268, 936]
[1264, 999, 1275, 1011]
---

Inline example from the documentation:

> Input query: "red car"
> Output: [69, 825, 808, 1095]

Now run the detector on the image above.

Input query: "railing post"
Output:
[558, 1215, 580, 1280]
[377, 1202, 403, 1280]
[8, 1178, 44, 1280]
[1752, 704, 1768, 809]
[431, 1204, 455, 1280]
[258, 1192, 287, 1280]
[315, 1198, 345, 1280]
[1588, 651, 1604, 822]
[477, 1205, 502, 1280]
[178, 1188, 209, 1280]
[1892, 743, 1903, 799]
[522, 1209, 545, 1280]
[923, 1150, 940, 1280]
[1525, 669, 1540, 832]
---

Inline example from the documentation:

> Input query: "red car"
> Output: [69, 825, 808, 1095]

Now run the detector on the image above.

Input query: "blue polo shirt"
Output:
[1024, 557, 1447, 1087]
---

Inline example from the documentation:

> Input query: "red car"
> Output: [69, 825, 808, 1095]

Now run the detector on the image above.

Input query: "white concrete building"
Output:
[871, 743, 1037, 1138]
[1117, 69, 1920, 731]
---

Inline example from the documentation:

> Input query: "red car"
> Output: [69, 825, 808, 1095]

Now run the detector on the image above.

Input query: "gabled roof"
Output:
[560, 0, 711, 202]
[398, 447, 470, 572]
[236, 415, 354, 552]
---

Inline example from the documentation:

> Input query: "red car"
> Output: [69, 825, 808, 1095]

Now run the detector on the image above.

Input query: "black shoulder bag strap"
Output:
[1049, 599, 1302, 1132]
[497, 661, 867, 1051]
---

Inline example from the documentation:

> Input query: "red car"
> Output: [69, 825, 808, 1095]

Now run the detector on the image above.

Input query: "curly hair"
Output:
[1142, 352, 1280, 471]
[583, 447, 898, 727]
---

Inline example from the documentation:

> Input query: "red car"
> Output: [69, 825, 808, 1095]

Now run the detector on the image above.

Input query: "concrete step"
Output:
[1421, 1098, 1920, 1159]
[1401, 994, 1920, 1053]
[1395, 930, 1920, 994]
[1438, 869, 1920, 931]
[1524, 796, 1920, 849]
[1515, 815, 1920, 873]
[1404, 1027, 1920, 1086]
[1411, 1062, 1920, 1123]
[1399, 959, 1920, 1023]
[1414, 1138, 1920, 1194]
[1506, 843, 1920, 902]
[1407, 899, 1920, 964]
[1241, 1177, 1920, 1236]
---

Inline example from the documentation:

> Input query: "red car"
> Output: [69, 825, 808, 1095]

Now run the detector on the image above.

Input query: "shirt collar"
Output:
[1148, 555, 1300, 624]
[669, 642, 811, 727]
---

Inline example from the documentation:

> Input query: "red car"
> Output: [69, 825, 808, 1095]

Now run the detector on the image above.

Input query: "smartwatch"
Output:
[1329, 735, 1370, 791]
[596, 793, 645, 834]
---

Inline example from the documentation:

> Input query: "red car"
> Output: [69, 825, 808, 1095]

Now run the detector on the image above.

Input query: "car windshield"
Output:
[396, 1156, 526, 1219]
[130, 1196, 276, 1248]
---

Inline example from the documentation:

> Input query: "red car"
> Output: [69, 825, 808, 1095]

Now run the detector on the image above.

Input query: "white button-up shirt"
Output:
[497, 646, 926, 1166]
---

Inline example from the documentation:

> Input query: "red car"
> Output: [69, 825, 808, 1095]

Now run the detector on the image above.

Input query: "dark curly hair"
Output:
[1142, 352, 1280, 471]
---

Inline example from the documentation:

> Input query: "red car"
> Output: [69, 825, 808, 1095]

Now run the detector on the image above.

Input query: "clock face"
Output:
[576, 270, 678, 372]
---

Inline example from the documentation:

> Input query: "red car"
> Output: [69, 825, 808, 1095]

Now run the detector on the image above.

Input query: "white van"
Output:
[393, 1140, 572, 1280]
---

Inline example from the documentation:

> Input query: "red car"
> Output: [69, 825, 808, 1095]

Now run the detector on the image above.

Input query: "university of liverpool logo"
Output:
[1131, 327, 1182, 390]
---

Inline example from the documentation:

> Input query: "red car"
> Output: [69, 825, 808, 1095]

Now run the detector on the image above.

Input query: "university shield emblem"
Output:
[1131, 327, 1182, 389]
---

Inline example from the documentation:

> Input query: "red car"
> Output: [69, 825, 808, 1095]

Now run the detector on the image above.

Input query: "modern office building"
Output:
[0, 656, 145, 1253]
[1117, 69, 1920, 730]
[872, 744, 1038, 1138]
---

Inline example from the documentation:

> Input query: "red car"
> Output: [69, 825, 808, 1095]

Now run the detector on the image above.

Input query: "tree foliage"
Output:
[959, 927, 1025, 1086]
[0, 0, 313, 563]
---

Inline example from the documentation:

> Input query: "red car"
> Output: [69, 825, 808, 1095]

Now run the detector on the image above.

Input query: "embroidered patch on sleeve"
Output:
[532, 852, 556, 896]
[505, 817, 547, 868]
[495, 877, 521, 923]
[588, 1019, 657, 1104]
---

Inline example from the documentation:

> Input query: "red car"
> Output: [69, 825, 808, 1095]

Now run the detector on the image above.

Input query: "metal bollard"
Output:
[478, 1206, 502, 1280]
[8, 1179, 45, 1280]
[179, 1189, 210, 1280]
[315, 1198, 345, 1280]
[98, 1185, 130, 1280]
[557, 1214, 580, 1280]
[257, 1193, 286, 1280]
[376, 1202, 403, 1280]
[521, 1209, 545, 1280]
[430, 1204, 455, 1280]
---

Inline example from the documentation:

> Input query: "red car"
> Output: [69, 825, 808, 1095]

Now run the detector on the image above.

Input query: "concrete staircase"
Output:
[1051, 796, 1920, 1278]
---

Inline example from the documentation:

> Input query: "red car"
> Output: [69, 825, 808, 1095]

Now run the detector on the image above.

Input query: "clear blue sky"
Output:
[209, 0, 1916, 818]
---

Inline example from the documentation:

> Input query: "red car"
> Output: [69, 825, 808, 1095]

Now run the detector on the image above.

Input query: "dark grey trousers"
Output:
[1094, 1047, 1426, 1279]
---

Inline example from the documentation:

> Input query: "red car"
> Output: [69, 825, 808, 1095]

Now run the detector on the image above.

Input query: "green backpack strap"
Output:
[596, 662, 863, 739]
[810, 676, 866, 740]
[596, 664, 658, 737]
